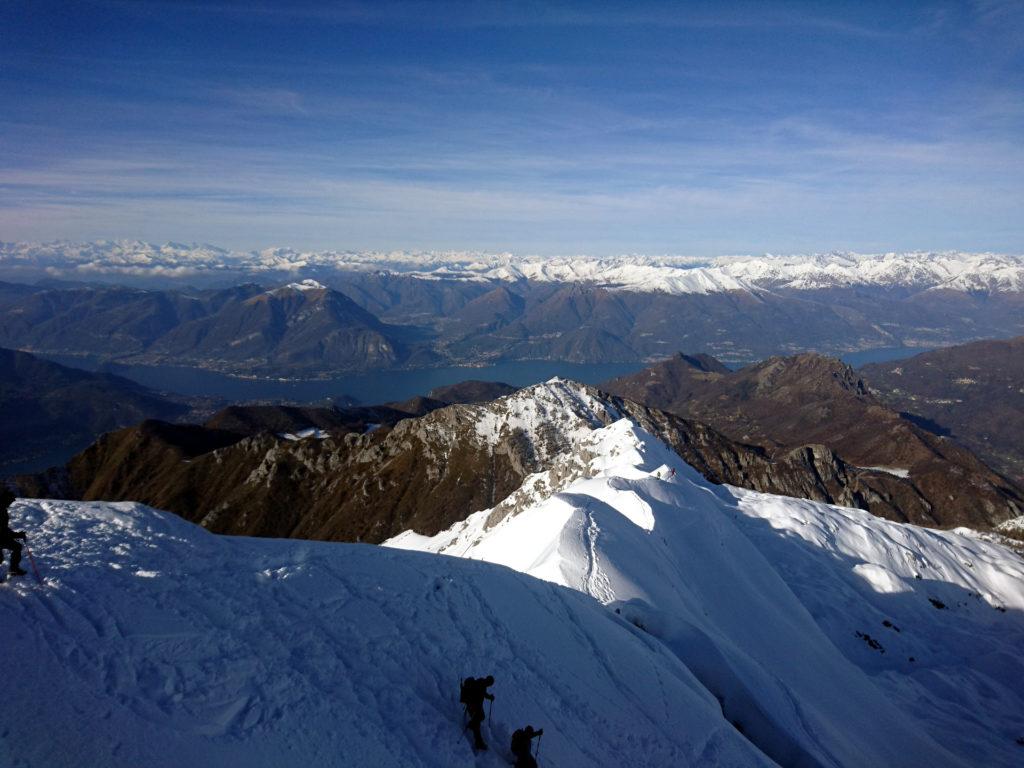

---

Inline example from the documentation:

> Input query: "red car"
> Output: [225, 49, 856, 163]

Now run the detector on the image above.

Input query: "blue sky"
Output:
[1, 0, 1022, 254]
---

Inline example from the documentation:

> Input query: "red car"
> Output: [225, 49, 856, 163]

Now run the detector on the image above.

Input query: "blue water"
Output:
[42, 356, 646, 404]
[40, 346, 930, 404]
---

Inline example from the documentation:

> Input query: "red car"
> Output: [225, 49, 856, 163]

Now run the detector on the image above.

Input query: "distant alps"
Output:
[3, 240, 1024, 294]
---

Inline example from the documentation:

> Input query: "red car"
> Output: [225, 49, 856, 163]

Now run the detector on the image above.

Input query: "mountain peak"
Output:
[750, 353, 867, 396]
[673, 351, 731, 374]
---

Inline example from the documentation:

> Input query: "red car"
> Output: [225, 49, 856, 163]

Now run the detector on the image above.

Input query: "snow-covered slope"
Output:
[389, 410, 1024, 767]
[5, 379, 1023, 767]
[0, 500, 770, 768]
[3, 240, 1023, 294]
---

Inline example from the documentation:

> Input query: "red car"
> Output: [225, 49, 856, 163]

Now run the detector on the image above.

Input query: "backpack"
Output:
[459, 677, 473, 705]
[510, 729, 528, 754]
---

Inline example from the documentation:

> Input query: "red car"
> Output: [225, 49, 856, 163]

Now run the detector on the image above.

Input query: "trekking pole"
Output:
[488, 696, 493, 722]
[535, 732, 543, 760]
[24, 541, 43, 584]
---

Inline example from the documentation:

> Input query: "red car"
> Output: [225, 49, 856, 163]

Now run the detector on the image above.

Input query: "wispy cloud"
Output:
[1, 0, 1021, 253]
[213, 87, 309, 116]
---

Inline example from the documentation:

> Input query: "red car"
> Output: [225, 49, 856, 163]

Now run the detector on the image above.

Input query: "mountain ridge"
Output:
[16, 379, 1019, 542]
[602, 352, 1024, 528]
[389, 413, 1024, 767]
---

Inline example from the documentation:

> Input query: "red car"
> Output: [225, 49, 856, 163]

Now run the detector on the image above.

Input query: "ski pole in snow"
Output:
[535, 731, 543, 760]
[24, 542, 42, 584]
[488, 696, 493, 722]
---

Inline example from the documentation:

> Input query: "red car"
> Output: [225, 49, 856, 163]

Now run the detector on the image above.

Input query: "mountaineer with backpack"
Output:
[511, 725, 543, 767]
[459, 675, 495, 751]
[0, 488, 27, 582]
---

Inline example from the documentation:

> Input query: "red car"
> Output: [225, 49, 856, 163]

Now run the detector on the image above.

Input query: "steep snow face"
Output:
[389, 415, 1024, 768]
[4, 241, 1023, 294]
[0, 500, 771, 768]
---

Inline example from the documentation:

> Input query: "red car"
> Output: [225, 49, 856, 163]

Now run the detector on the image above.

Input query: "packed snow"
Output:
[390, 404, 1024, 767]
[4, 240, 1024, 294]
[0, 500, 769, 768]
[277, 427, 330, 441]
[860, 465, 912, 479]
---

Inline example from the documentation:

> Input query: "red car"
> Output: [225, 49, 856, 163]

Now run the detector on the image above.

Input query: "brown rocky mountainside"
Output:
[603, 352, 1023, 528]
[861, 336, 1024, 485]
[203, 401, 439, 438]
[426, 379, 519, 404]
[16, 380, 935, 545]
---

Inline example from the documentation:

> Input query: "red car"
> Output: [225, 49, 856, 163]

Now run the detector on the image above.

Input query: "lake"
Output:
[41, 347, 932, 404]
[41, 357, 649, 404]
[840, 346, 932, 367]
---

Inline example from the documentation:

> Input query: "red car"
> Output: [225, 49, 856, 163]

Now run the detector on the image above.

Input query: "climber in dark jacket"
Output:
[0, 488, 27, 581]
[460, 675, 495, 751]
[511, 725, 543, 767]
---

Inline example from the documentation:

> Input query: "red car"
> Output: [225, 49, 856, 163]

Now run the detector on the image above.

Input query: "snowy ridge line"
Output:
[388, 384, 1024, 768]
[3, 240, 1024, 294]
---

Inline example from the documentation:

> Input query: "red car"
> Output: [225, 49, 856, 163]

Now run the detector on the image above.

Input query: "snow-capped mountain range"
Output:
[3, 240, 1023, 294]
[4, 379, 1022, 767]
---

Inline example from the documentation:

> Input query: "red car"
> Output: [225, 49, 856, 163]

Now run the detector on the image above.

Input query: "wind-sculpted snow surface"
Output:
[390, 417, 1024, 767]
[3, 240, 1023, 293]
[0, 500, 775, 768]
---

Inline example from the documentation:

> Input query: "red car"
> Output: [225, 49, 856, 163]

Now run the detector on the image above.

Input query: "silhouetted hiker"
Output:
[511, 725, 543, 767]
[0, 488, 27, 582]
[459, 675, 494, 751]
